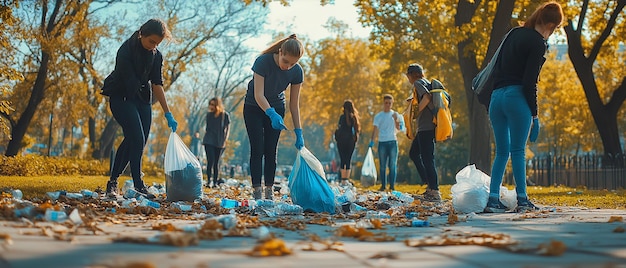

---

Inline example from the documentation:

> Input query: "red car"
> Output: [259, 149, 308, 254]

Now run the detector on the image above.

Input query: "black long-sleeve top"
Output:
[103, 31, 164, 100]
[493, 27, 547, 117]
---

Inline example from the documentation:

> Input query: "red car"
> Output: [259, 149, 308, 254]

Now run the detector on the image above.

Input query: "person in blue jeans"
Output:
[243, 34, 305, 200]
[369, 94, 403, 191]
[101, 19, 178, 199]
[405, 63, 441, 202]
[485, 2, 563, 213]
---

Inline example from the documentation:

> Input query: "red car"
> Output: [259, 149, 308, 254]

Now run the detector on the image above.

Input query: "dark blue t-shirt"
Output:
[245, 53, 304, 108]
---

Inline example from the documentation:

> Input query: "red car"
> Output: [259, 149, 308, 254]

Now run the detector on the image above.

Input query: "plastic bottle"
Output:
[124, 188, 143, 199]
[365, 211, 390, 219]
[44, 209, 68, 222]
[411, 219, 429, 227]
[275, 203, 303, 215]
[80, 190, 99, 199]
[139, 197, 161, 209]
[11, 189, 23, 200]
[172, 202, 192, 211]
[350, 203, 368, 212]
[392, 191, 415, 204]
[213, 214, 237, 230]
[220, 198, 239, 209]
[256, 200, 275, 208]
[121, 180, 133, 195]
[66, 193, 84, 199]
[405, 211, 419, 219]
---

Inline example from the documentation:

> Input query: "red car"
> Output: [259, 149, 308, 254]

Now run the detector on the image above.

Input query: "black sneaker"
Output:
[515, 197, 539, 212]
[484, 198, 507, 213]
[105, 180, 120, 199]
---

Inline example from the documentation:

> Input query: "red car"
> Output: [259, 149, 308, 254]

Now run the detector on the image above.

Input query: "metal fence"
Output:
[522, 154, 626, 190]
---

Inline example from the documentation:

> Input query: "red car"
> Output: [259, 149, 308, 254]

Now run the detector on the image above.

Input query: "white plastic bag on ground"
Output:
[451, 164, 490, 213]
[500, 186, 518, 210]
[288, 147, 336, 213]
[360, 147, 377, 187]
[164, 132, 203, 201]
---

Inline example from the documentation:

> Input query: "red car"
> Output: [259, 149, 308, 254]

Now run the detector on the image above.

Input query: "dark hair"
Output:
[383, 94, 393, 101]
[407, 63, 424, 75]
[139, 18, 172, 41]
[523, 2, 563, 29]
[343, 100, 360, 134]
[262, 34, 304, 57]
[209, 97, 224, 117]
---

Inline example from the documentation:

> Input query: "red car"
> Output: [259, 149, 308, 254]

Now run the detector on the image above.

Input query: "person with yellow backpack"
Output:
[403, 63, 450, 202]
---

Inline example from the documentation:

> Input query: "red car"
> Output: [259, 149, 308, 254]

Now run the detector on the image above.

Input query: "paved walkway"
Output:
[1, 204, 625, 268]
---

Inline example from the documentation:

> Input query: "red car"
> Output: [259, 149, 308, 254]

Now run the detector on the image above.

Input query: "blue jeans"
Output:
[377, 141, 398, 189]
[489, 85, 532, 198]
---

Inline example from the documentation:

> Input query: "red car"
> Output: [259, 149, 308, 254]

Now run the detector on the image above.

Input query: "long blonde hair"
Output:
[261, 34, 304, 57]
[209, 97, 224, 118]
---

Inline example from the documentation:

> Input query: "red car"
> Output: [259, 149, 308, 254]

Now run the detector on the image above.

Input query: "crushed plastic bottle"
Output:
[124, 188, 143, 199]
[365, 211, 391, 219]
[11, 189, 23, 200]
[139, 197, 161, 209]
[46, 191, 66, 200]
[65, 193, 84, 199]
[213, 214, 237, 230]
[44, 209, 68, 222]
[350, 203, 368, 212]
[275, 203, 303, 215]
[392, 191, 414, 204]
[68, 209, 83, 225]
[410, 219, 429, 227]
[172, 202, 192, 211]
[80, 190, 99, 199]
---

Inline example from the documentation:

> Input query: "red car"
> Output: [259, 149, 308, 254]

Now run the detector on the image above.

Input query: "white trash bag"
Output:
[360, 147, 377, 187]
[164, 132, 203, 201]
[451, 164, 490, 214]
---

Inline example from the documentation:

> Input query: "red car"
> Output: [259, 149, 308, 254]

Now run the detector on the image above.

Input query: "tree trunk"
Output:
[564, 16, 626, 165]
[5, 52, 50, 156]
[455, 0, 516, 173]
[93, 118, 119, 160]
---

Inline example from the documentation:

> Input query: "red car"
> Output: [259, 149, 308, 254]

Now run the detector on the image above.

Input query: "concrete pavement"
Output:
[1, 198, 625, 268]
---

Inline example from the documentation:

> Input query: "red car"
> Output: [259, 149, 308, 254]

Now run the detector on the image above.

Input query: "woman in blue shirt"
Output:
[243, 34, 305, 200]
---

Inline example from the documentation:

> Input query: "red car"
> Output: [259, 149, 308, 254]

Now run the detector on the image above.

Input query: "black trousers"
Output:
[243, 104, 284, 188]
[109, 95, 151, 189]
[204, 144, 224, 183]
[409, 130, 439, 190]
[335, 134, 356, 170]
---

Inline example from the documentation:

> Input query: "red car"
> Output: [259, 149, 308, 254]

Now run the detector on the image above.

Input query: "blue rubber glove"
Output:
[294, 128, 304, 149]
[369, 141, 374, 148]
[164, 112, 178, 132]
[529, 117, 540, 142]
[265, 107, 287, 130]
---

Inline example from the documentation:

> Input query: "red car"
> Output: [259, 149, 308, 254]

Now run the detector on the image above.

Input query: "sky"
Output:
[247, 0, 372, 51]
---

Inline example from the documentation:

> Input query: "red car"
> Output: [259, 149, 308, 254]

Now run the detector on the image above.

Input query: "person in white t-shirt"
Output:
[369, 94, 404, 191]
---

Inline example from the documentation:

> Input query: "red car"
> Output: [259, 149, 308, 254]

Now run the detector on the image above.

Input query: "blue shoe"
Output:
[515, 197, 539, 212]
[484, 198, 507, 213]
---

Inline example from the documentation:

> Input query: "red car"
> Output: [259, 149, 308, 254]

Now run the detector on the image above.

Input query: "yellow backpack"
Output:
[430, 79, 453, 142]
[403, 79, 453, 142]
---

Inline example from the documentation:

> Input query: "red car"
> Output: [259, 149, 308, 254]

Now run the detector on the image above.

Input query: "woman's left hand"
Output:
[294, 128, 304, 149]
[165, 112, 178, 132]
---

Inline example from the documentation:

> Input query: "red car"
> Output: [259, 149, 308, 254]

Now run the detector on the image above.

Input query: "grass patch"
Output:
[2, 176, 625, 209]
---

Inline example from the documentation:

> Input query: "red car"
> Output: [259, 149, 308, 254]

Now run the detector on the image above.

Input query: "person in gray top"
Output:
[203, 97, 230, 188]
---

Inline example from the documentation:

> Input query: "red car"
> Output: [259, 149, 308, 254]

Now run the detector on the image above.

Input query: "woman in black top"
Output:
[202, 97, 230, 188]
[485, 2, 563, 213]
[334, 100, 360, 185]
[102, 19, 178, 199]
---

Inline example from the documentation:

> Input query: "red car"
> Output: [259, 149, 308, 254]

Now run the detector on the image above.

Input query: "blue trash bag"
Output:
[288, 147, 336, 214]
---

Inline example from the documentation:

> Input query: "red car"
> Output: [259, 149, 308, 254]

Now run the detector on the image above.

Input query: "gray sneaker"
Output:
[253, 187, 262, 200]
[264, 187, 274, 200]
[515, 197, 539, 213]
[423, 189, 442, 202]
[484, 198, 507, 213]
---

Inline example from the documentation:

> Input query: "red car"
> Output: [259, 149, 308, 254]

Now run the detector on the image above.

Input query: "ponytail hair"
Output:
[261, 34, 304, 58]
[523, 1, 563, 29]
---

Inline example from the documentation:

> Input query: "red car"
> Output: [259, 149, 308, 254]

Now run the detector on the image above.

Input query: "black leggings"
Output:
[409, 130, 438, 190]
[204, 144, 224, 183]
[336, 136, 356, 169]
[109, 96, 151, 189]
[243, 104, 283, 188]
